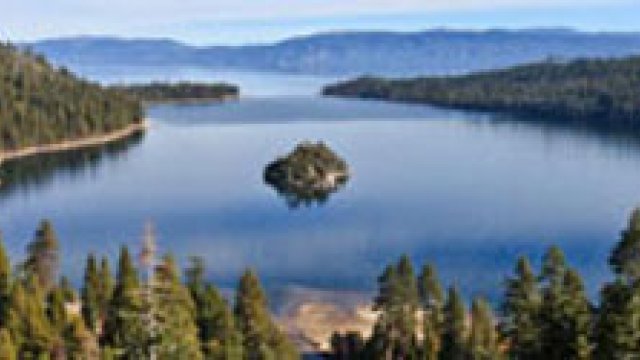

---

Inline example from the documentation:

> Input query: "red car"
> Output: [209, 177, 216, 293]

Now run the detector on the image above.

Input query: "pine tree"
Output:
[22, 219, 59, 292]
[594, 279, 640, 359]
[186, 257, 243, 359]
[62, 315, 99, 359]
[0, 234, 11, 324]
[596, 209, 640, 358]
[82, 254, 101, 332]
[610, 208, 640, 282]
[468, 297, 501, 360]
[418, 264, 445, 360]
[102, 246, 146, 358]
[235, 269, 297, 360]
[6, 275, 55, 358]
[370, 256, 420, 359]
[47, 284, 68, 332]
[440, 286, 467, 360]
[502, 256, 541, 359]
[539, 247, 592, 360]
[0, 328, 17, 360]
[153, 254, 203, 359]
[98, 256, 114, 325]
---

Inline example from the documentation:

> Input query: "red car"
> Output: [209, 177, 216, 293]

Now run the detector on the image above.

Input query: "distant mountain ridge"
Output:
[28, 29, 640, 76]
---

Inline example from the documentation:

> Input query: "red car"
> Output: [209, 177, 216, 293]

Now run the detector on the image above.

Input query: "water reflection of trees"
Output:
[264, 179, 347, 209]
[0, 132, 145, 198]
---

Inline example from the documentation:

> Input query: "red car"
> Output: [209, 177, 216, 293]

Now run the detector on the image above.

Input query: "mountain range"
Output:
[27, 29, 640, 76]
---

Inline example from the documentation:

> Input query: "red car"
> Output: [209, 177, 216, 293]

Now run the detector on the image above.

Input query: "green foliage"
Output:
[324, 56, 640, 127]
[539, 247, 592, 360]
[235, 269, 297, 360]
[440, 286, 467, 360]
[22, 220, 59, 292]
[502, 256, 542, 359]
[0, 328, 17, 360]
[81, 254, 101, 332]
[595, 208, 640, 359]
[186, 257, 244, 359]
[0, 43, 143, 151]
[369, 255, 419, 358]
[102, 246, 147, 358]
[0, 234, 11, 324]
[112, 82, 239, 102]
[609, 208, 640, 283]
[264, 141, 350, 207]
[418, 264, 444, 360]
[468, 298, 501, 360]
[152, 254, 203, 359]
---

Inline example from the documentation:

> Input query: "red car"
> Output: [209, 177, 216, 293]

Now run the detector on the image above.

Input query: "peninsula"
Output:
[113, 82, 239, 103]
[323, 56, 640, 127]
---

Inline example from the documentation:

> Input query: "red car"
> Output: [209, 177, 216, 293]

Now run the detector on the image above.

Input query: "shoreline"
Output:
[0, 120, 148, 165]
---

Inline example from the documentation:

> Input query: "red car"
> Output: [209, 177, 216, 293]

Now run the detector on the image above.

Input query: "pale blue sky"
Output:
[2, 0, 639, 45]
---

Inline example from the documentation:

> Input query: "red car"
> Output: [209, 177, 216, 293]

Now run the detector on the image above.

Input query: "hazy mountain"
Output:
[28, 29, 640, 76]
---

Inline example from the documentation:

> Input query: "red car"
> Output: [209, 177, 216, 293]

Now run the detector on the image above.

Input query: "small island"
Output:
[264, 142, 350, 207]
[112, 82, 239, 103]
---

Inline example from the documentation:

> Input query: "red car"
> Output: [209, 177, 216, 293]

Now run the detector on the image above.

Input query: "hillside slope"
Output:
[323, 56, 640, 126]
[0, 42, 143, 152]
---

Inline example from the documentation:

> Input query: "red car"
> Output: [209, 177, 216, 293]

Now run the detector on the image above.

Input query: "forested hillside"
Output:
[113, 82, 239, 102]
[323, 56, 640, 126]
[0, 42, 143, 152]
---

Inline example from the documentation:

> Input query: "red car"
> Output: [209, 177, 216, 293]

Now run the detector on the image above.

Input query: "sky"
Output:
[2, 0, 640, 45]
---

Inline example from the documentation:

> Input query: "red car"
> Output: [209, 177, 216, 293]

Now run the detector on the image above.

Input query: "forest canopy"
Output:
[323, 56, 640, 127]
[0, 43, 143, 152]
[112, 82, 239, 102]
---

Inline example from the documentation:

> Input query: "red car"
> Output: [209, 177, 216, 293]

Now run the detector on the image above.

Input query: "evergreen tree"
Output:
[370, 256, 420, 359]
[439, 286, 467, 360]
[0, 328, 17, 360]
[152, 254, 203, 359]
[609, 208, 640, 282]
[47, 284, 68, 333]
[235, 269, 297, 360]
[418, 264, 445, 360]
[596, 209, 640, 358]
[6, 275, 55, 358]
[502, 256, 541, 359]
[468, 297, 501, 360]
[62, 315, 98, 359]
[539, 247, 592, 360]
[102, 246, 147, 358]
[82, 254, 101, 332]
[186, 257, 243, 359]
[0, 234, 11, 324]
[22, 219, 59, 292]
[594, 279, 640, 359]
[98, 256, 115, 324]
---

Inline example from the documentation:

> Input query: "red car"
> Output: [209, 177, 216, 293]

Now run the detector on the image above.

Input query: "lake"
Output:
[2, 68, 640, 307]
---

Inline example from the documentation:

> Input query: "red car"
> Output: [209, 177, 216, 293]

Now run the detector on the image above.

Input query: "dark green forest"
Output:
[0, 221, 297, 359]
[112, 82, 239, 102]
[330, 209, 640, 360]
[1, 210, 640, 359]
[323, 56, 640, 127]
[0, 43, 143, 152]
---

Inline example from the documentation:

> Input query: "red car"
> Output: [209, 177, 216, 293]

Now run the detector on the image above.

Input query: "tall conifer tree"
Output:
[502, 256, 541, 359]
[440, 286, 467, 360]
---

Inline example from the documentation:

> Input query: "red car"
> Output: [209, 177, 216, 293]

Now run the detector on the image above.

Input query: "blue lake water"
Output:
[2, 68, 640, 306]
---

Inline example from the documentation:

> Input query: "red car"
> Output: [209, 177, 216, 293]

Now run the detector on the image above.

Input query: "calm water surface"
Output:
[2, 70, 640, 306]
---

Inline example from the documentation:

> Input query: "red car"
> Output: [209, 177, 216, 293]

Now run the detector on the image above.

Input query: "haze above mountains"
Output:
[28, 29, 640, 77]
